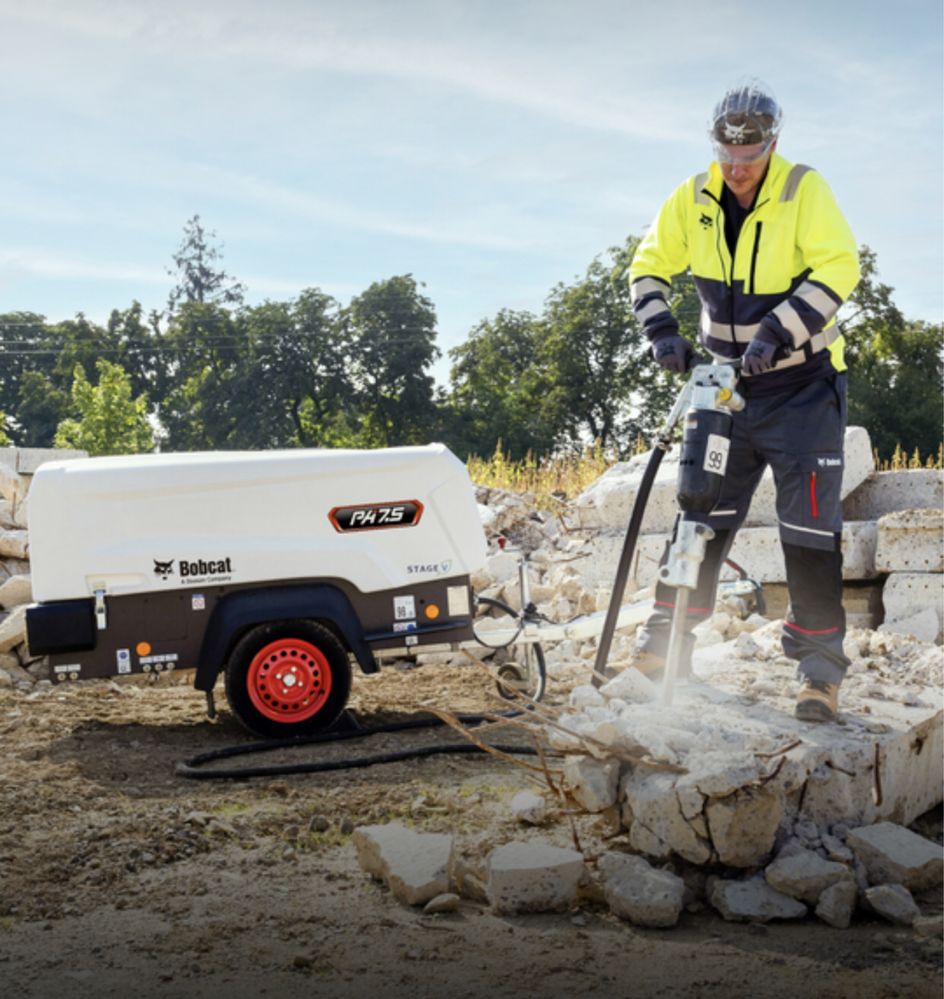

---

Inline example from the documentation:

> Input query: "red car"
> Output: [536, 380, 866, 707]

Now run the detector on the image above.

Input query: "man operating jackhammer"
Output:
[627, 79, 860, 722]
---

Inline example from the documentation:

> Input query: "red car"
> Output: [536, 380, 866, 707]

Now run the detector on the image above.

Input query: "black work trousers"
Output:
[636, 372, 850, 685]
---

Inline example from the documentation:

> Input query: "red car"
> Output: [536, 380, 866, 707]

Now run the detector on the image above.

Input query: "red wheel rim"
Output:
[246, 638, 333, 723]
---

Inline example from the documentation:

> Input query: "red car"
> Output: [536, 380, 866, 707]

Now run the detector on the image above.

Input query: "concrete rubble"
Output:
[845, 821, 944, 891]
[864, 883, 920, 926]
[598, 852, 686, 927]
[510, 790, 547, 825]
[485, 841, 585, 915]
[351, 823, 454, 906]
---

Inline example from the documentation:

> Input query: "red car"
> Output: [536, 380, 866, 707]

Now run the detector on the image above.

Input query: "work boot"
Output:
[626, 648, 667, 680]
[795, 679, 839, 722]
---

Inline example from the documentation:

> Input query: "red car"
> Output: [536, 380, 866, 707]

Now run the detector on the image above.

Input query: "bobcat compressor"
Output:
[24, 443, 654, 737]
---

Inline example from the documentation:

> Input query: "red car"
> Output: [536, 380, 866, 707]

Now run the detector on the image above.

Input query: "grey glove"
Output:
[651, 334, 695, 374]
[741, 338, 779, 376]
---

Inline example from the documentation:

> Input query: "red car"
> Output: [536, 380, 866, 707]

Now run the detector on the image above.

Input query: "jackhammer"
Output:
[593, 361, 748, 703]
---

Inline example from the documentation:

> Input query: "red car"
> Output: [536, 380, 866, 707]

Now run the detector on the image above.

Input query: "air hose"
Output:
[590, 443, 667, 686]
[176, 711, 538, 780]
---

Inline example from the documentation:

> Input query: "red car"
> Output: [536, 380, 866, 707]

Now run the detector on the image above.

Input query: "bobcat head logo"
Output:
[153, 559, 175, 579]
[699, 212, 713, 229]
[722, 121, 750, 142]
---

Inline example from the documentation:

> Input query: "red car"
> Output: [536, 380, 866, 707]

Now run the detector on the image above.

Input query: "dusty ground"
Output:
[0, 663, 941, 999]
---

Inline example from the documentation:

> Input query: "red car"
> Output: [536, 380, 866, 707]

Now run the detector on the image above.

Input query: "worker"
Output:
[628, 79, 860, 722]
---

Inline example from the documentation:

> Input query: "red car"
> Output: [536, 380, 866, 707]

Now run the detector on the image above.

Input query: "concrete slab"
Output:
[882, 573, 944, 633]
[708, 875, 807, 922]
[846, 822, 944, 892]
[352, 823, 454, 906]
[486, 841, 585, 915]
[844, 469, 944, 522]
[876, 508, 944, 573]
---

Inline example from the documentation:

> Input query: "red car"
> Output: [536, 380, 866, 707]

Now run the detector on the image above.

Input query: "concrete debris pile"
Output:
[351, 816, 943, 931]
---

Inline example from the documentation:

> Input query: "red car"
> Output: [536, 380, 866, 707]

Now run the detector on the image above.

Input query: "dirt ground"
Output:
[0, 663, 941, 999]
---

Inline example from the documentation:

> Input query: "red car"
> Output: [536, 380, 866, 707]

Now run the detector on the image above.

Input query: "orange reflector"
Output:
[424, 604, 440, 620]
[136, 641, 152, 656]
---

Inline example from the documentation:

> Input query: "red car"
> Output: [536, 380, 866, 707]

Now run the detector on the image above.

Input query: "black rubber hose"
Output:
[591, 444, 666, 686]
[176, 710, 532, 780]
[176, 742, 539, 780]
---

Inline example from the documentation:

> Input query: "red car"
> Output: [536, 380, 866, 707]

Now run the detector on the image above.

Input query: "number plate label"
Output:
[703, 435, 730, 476]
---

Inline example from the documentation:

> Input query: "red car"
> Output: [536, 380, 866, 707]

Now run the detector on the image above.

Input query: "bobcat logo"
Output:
[722, 121, 750, 142]
[699, 212, 713, 229]
[153, 559, 175, 579]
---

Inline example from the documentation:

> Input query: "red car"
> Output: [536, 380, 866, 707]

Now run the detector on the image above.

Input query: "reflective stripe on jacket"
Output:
[629, 153, 860, 379]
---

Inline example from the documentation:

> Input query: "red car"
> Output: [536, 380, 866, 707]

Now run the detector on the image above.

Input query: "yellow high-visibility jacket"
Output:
[629, 153, 860, 383]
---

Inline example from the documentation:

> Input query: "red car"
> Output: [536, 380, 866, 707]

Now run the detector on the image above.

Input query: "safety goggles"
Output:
[712, 137, 775, 166]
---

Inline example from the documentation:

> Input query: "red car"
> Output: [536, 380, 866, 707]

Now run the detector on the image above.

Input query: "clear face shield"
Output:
[711, 137, 775, 166]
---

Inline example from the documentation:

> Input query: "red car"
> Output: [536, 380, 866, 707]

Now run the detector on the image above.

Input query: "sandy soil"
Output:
[0, 663, 940, 999]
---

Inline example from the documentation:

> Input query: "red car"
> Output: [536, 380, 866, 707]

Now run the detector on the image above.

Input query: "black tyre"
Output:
[224, 620, 352, 738]
[474, 596, 547, 702]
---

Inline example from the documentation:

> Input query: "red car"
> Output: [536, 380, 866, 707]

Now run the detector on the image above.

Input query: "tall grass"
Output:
[467, 442, 619, 508]
[468, 440, 943, 506]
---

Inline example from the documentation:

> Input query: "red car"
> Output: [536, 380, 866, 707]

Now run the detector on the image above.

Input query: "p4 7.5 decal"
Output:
[329, 500, 424, 532]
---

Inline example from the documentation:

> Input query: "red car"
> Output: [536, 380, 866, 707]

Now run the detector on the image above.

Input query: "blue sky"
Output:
[2, 0, 941, 383]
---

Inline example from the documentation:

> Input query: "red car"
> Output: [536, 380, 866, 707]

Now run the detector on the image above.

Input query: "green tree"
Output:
[0, 311, 124, 446]
[0, 412, 10, 446]
[446, 309, 557, 460]
[344, 275, 440, 446]
[838, 246, 944, 459]
[54, 360, 155, 456]
[166, 215, 246, 316]
[539, 238, 671, 456]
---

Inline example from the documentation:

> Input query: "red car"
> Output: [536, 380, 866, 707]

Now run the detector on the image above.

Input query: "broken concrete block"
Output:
[876, 508, 944, 573]
[621, 769, 711, 864]
[599, 667, 658, 703]
[843, 469, 944, 522]
[0, 606, 27, 654]
[570, 684, 605, 710]
[708, 875, 807, 923]
[679, 750, 768, 799]
[880, 608, 942, 645]
[815, 879, 858, 929]
[0, 574, 31, 610]
[0, 498, 14, 530]
[704, 787, 783, 868]
[865, 883, 920, 926]
[846, 822, 944, 892]
[563, 756, 620, 813]
[882, 573, 943, 635]
[0, 530, 29, 560]
[598, 852, 686, 928]
[422, 893, 461, 914]
[352, 823, 454, 906]
[510, 790, 547, 825]
[486, 841, 584, 915]
[764, 847, 853, 904]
